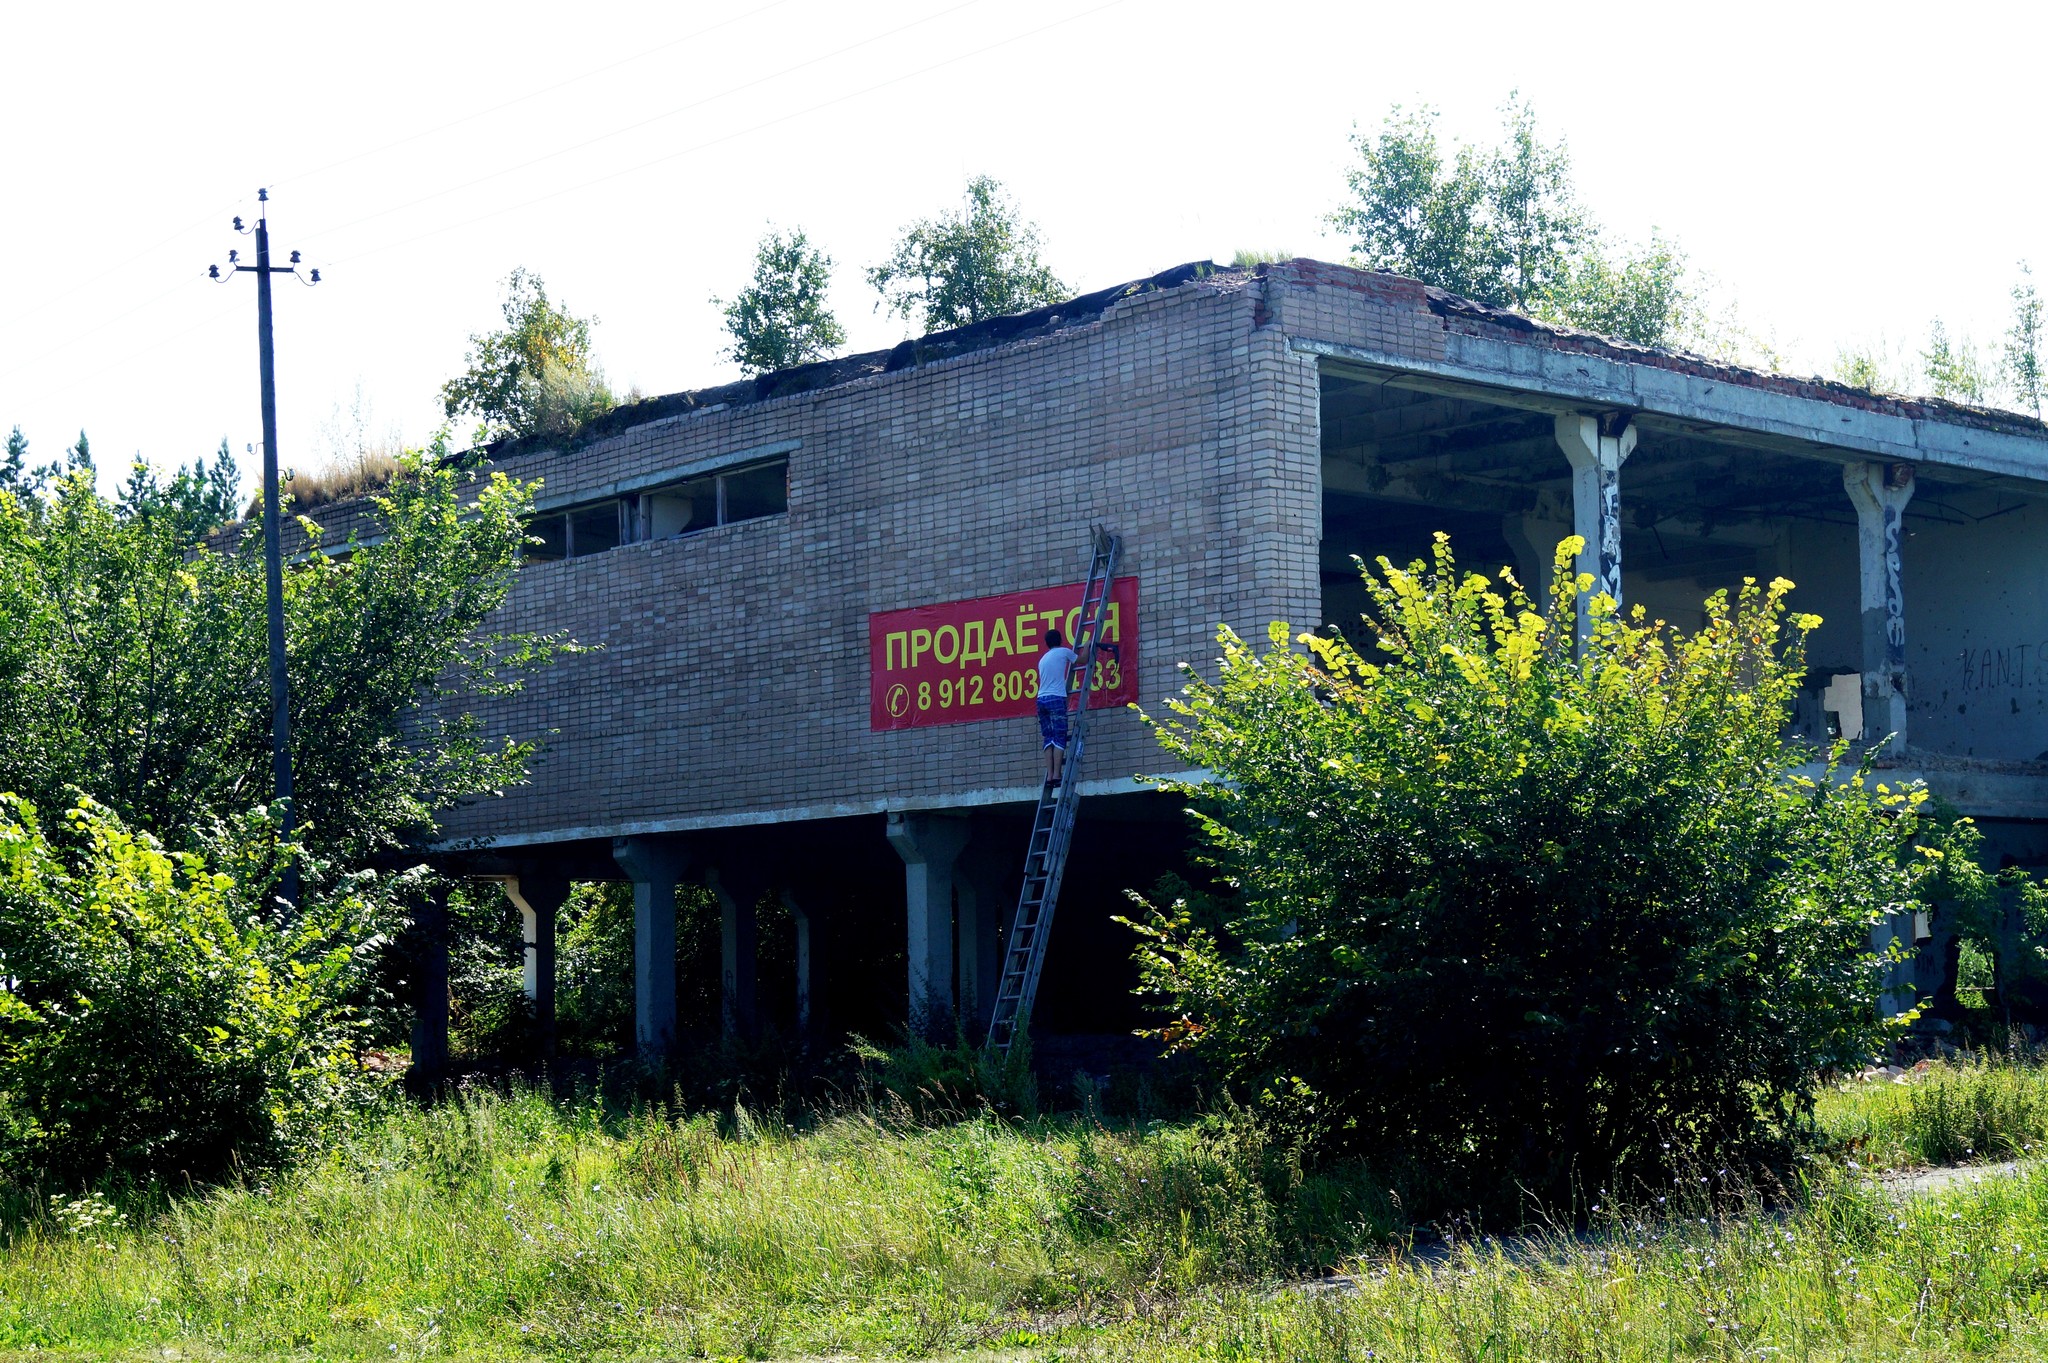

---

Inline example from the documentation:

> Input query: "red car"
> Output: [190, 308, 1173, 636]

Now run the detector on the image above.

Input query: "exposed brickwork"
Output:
[396, 273, 1328, 845]
[269, 255, 2044, 850]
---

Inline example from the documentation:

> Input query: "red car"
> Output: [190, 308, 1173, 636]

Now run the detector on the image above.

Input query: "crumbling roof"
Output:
[1412, 278, 2048, 441]
[480, 260, 1238, 465]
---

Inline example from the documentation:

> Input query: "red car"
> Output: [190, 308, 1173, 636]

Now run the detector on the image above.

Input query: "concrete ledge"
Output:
[441, 770, 1211, 851]
[1294, 337, 2048, 482]
[1790, 760, 2048, 821]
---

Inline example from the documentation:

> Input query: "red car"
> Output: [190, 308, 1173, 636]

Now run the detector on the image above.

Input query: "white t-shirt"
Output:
[1037, 646, 1077, 700]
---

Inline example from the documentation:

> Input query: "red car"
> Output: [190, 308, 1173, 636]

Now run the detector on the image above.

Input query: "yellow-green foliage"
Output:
[0, 796, 388, 1183]
[1134, 536, 1924, 1207]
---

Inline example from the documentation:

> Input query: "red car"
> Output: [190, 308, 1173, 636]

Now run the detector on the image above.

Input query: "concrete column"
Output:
[1843, 461, 1916, 748]
[706, 863, 764, 1039]
[408, 884, 450, 1089]
[781, 888, 825, 1044]
[1554, 413, 1638, 642]
[886, 812, 970, 1034]
[1871, 909, 1917, 1019]
[957, 840, 1011, 1029]
[612, 836, 691, 1063]
[498, 870, 571, 1056]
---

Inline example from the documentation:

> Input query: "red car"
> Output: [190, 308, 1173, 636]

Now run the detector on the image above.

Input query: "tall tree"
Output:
[441, 269, 614, 441]
[2005, 262, 2044, 418]
[0, 427, 26, 499]
[1329, 96, 1693, 348]
[867, 176, 1067, 333]
[718, 227, 847, 375]
[1922, 320, 1990, 404]
[0, 446, 568, 864]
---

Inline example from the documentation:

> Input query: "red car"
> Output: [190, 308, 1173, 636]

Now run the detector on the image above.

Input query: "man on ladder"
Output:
[987, 528, 1122, 1056]
[1035, 627, 1078, 787]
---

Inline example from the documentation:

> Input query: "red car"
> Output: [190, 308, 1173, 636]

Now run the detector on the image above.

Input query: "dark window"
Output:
[569, 502, 622, 556]
[527, 513, 568, 561]
[641, 456, 788, 540]
[522, 456, 787, 565]
[720, 460, 786, 524]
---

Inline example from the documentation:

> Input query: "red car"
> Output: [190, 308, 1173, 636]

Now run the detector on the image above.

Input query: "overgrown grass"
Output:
[0, 1090, 1391, 1358]
[1069, 1165, 2048, 1360]
[1816, 1054, 2048, 1170]
[8, 1061, 2048, 1359]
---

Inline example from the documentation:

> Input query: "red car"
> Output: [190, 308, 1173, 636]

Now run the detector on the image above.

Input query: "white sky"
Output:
[2, 0, 2042, 495]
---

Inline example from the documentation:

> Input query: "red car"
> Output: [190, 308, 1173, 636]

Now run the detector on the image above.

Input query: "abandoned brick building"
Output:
[303, 258, 2048, 1069]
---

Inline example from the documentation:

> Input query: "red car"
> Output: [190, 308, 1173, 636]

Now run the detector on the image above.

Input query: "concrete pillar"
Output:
[782, 888, 825, 1044]
[957, 839, 1011, 1029]
[1554, 413, 1638, 643]
[886, 811, 970, 1034]
[706, 863, 765, 1039]
[1843, 461, 1916, 749]
[612, 836, 691, 1063]
[1872, 909, 1918, 1019]
[498, 870, 571, 1056]
[408, 884, 450, 1089]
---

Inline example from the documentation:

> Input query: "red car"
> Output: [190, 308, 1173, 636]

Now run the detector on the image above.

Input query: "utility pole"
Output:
[212, 189, 318, 908]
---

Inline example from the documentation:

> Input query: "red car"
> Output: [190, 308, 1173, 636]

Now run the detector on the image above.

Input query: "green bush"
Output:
[850, 1026, 1039, 1119]
[1132, 537, 1922, 1208]
[0, 795, 391, 1183]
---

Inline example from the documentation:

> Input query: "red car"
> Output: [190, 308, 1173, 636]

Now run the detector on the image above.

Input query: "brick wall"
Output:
[409, 271, 1344, 845]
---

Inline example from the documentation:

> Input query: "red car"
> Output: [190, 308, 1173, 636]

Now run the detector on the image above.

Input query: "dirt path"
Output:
[1879, 1159, 2025, 1196]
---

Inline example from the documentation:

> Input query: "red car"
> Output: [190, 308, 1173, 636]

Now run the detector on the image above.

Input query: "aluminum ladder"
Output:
[986, 527, 1122, 1055]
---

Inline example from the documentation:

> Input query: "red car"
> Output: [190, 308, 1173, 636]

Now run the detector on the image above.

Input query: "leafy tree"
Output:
[718, 227, 847, 375]
[1130, 538, 1921, 1207]
[1329, 97, 1694, 348]
[0, 427, 26, 499]
[1922, 320, 1990, 404]
[441, 268, 615, 440]
[1835, 341, 1907, 393]
[2004, 263, 2043, 418]
[116, 440, 242, 541]
[867, 176, 1067, 333]
[0, 794, 393, 1182]
[0, 445, 568, 864]
[1553, 233, 1694, 348]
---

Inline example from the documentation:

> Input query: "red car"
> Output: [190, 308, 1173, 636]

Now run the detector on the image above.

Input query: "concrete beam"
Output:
[496, 869, 572, 1057]
[957, 833, 1012, 1030]
[705, 862, 765, 1039]
[612, 836, 692, 1063]
[1843, 462, 1915, 748]
[1555, 413, 1638, 644]
[408, 884, 450, 1091]
[1299, 339, 2048, 484]
[436, 772, 1195, 853]
[886, 811, 970, 1034]
[781, 888, 824, 1045]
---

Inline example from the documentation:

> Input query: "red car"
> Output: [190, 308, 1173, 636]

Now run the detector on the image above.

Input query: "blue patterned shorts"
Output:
[1037, 696, 1069, 751]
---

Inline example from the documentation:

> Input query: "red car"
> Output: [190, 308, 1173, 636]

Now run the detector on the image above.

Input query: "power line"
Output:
[0, 271, 212, 383]
[270, 0, 802, 194]
[324, 0, 1127, 271]
[2, 3, 796, 349]
[3, 195, 245, 330]
[296, 0, 991, 252]
[6, 0, 996, 376]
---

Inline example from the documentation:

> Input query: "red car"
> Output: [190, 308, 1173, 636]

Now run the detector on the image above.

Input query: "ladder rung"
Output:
[989, 530, 1119, 1058]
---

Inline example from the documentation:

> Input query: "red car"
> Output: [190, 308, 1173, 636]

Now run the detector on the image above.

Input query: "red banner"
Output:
[869, 578, 1139, 731]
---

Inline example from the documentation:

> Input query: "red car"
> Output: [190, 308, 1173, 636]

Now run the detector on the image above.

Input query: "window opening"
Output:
[519, 455, 788, 563]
